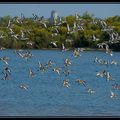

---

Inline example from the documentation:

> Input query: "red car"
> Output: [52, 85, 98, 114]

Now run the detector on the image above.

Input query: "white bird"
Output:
[21, 30, 24, 38]
[62, 43, 66, 51]
[9, 28, 14, 35]
[26, 41, 34, 46]
[100, 20, 107, 29]
[0, 47, 5, 50]
[54, 27, 59, 33]
[47, 60, 54, 67]
[3, 67, 11, 74]
[16, 17, 21, 24]
[63, 79, 71, 88]
[20, 30, 29, 40]
[64, 58, 72, 66]
[73, 22, 77, 29]
[106, 49, 113, 56]
[50, 42, 57, 48]
[11, 34, 19, 39]
[75, 13, 79, 20]
[38, 61, 47, 72]
[65, 39, 73, 44]
[0, 34, 5, 39]
[41, 22, 47, 28]
[29, 68, 35, 77]
[96, 70, 107, 78]
[111, 60, 118, 65]
[53, 67, 61, 75]
[17, 51, 33, 60]
[62, 43, 69, 51]
[67, 23, 70, 34]
[94, 56, 99, 63]
[97, 42, 109, 50]
[110, 90, 117, 98]
[106, 72, 113, 81]
[7, 19, 12, 28]
[76, 79, 86, 87]
[96, 72, 104, 77]
[92, 19, 98, 25]
[92, 34, 99, 41]
[87, 88, 95, 94]
[112, 84, 120, 90]
[102, 20, 107, 27]
[73, 48, 81, 57]
[51, 33, 58, 37]
[79, 26, 84, 31]
[19, 84, 29, 90]
[0, 57, 9, 65]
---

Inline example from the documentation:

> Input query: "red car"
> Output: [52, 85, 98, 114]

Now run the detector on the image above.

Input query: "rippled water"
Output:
[0, 49, 120, 117]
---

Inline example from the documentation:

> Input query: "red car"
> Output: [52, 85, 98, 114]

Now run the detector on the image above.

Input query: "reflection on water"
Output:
[0, 49, 120, 116]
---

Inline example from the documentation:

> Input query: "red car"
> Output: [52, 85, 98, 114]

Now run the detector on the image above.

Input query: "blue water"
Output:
[0, 49, 120, 117]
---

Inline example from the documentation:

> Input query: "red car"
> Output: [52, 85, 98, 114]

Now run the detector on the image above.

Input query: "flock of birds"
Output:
[0, 13, 120, 50]
[0, 13, 120, 101]
[0, 41, 120, 100]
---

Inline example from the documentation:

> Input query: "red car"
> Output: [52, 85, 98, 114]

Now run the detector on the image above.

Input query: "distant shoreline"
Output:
[1, 47, 120, 51]
[40, 48, 119, 51]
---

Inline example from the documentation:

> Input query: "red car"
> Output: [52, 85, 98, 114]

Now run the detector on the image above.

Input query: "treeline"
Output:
[0, 12, 120, 50]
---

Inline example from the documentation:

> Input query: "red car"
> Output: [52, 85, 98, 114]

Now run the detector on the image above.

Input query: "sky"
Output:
[0, 3, 120, 19]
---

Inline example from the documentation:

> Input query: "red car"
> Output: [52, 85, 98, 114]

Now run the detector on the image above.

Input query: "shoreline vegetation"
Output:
[0, 11, 120, 51]
[1, 47, 119, 52]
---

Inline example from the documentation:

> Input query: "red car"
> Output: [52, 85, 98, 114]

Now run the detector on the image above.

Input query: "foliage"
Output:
[0, 14, 120, 50]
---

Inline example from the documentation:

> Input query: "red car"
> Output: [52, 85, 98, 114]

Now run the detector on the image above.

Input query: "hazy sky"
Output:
[0, 3, 120, 19]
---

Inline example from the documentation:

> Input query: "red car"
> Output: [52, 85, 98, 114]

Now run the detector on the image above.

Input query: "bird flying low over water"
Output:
[96, 70, 114, 81]
[61, 43, 67, 51]
[17, 51, 33, 60]
[110, 90, 117, 98]
[19, 84, 29, 90]
[97, 42, 109, 50]
[63, 79, 71, 88]
[0, 56, 9, 65]
[94, 57, 109, 66]
[106, 72, 115, 82]
[75, 79, 86, 87]
[96, 71, 105, 78]
[87, 88, 95, 94]
[64, 58, 72, 66]
[47, 59, 54, 68]
[3, 67, 11, 75]
[53, 67, 61, 75]
[97, 42, 113, 56]
[111, 60, 118, 66]
[29, 68, 36, 77]
[38, 61, 47, 72]
[112, 83, 120, 90]
[106, 49, 113, 56]
[1, 72, 10, 80]
[0, 47, 6, 50]
[73, 48, 81, 57]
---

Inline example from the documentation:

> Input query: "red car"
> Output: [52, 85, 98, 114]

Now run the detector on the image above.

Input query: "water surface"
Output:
[0, 49, 120, 117]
